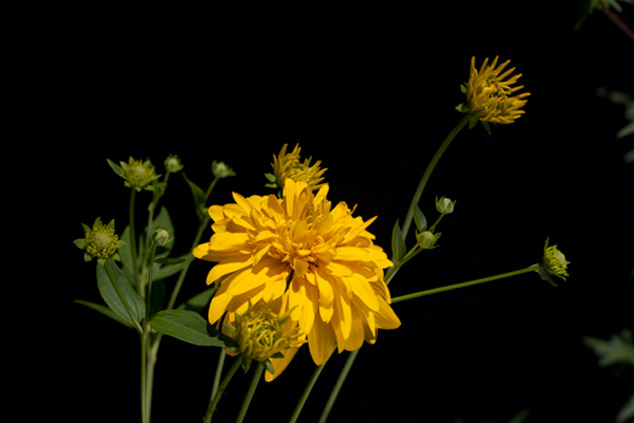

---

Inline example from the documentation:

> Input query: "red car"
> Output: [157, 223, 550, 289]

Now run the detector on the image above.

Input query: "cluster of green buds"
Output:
[224, 302, 305, 373]
[74, 217, 124, 263]
[164, 154, 184, 174]
[412, 196, 457, 251]
[535, 238, 570, 286]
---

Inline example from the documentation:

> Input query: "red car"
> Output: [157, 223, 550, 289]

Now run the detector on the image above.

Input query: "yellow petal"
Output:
[308, 314, 336, 365]
[206, 255, 253, 285]
[265, 347, 301, 382]
[374, 298, 401, 330]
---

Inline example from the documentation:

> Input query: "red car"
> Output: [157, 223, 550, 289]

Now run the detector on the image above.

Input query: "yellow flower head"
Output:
[542, 239, 570, 280]
[194, 179, 400, 380]
[467, 56, 530, 124]
[270, 144, 327, 191]
[224, 301, 305, 364]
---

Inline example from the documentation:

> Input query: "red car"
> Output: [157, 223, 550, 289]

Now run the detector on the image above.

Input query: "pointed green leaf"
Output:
[183, 172, 207, 218]
[391, 220, 406, 263]
[616, 393, 634, 423]
[106, 158, 125, 177]
[74, 299, 133, 328]
[96, 260, 145, 326]
[153, 253, 194, 281]
[413, 206, 427, 232]
[178, 285, 218, 312]
[149, 310, 224, 347]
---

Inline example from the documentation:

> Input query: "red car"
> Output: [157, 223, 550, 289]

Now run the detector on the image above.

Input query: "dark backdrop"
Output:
[37, 2, 634, 422]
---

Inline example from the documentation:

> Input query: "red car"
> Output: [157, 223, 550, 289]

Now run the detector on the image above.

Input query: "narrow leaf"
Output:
[183, 172, 207, 217]
[391, 220, 406, 263]
[413, 206, 427, 232]
[178, 285, 218, 312]
[74, 299, 133, 328]
[96, 260, 145, 326]
[153, 254, 194, 281]
[149, 310, 224, 347]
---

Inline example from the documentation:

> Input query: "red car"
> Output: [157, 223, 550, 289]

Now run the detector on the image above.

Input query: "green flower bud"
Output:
[75, 217, 123, 262]
[122, 158, 159, 191]
[212, 160, 236, 179]
[436, 196, 456, 215]
[542, 238, 570, 280]
[153, 228, 172, 247]
[164, 154, 184, 174]
[416, 230, 441, 250]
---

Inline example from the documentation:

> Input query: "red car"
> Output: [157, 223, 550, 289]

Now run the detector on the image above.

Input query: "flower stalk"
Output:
[236, 362, 265, 423]
[401, 113, 471, 240]
[204, 357, 244, 423]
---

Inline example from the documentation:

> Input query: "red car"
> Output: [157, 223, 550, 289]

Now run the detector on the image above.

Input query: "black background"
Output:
[30, 1, 634, 422]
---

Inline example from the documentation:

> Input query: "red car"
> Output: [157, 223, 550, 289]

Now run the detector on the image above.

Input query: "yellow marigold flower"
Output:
[194, 179, 400, 380]
[269, 144, 327, 191]
[224, 301, 305, 364]
[467, 56, 530, 124]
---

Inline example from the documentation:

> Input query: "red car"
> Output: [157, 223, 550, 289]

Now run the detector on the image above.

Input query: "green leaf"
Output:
[616, 393, 634, 423]
[264, 173, 277, 183]
[413, 206, 427, 232]
[481, 120, 492, 135]
[119, 226, 135, 278]
[74, 299, 133, 328]
[391, 220, 406, 263]
[178, 285, 218, 312]
[183, 172, 207, 218]
[153, 253, 194, 281]
[106, 158, 125, 177]
[149, 310, 224, 347]
[455, 103, 469, 113]
[96, 260, 145, 326]
[154, 257, 187, 265]
[583, 330, 634, 367]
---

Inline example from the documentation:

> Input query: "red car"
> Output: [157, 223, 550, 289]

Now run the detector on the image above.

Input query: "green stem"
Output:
[391, 264, 541, 304]
[204, 357, 243, 423]
[401, 113, 471, 241]
[236, 362, 265, 423]
[103, 260, 143, 333]
[140, 173, 170, 295]
[318, 349, 359, 423]
[129, 189, 139, 290]
[288, 362, 327, 423]
[211, 349, 226, 401]
[141, 331, 150, 423]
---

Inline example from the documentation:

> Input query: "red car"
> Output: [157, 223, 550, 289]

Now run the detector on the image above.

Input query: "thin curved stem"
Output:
[391, 264, 541, 304]
[318, 350, 359, 423]
[236, 362, 264, 423]
[204, 357, 243, 423]
[288, 362, 327, 423]
[400, 113, 471, 241]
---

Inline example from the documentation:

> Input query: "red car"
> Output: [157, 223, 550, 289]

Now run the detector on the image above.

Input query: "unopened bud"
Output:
[436, 196, 456, 215]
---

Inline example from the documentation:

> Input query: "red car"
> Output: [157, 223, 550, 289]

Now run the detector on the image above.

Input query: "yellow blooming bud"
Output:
[224, 302, 305, 365]
[164, 154, 184, 174]
[542, 238, 570, 280]
[466, 56, 530, 125]
[268, 143, 327, 191]
[436, 196, 456, 215]
[75, 217, 123, 262]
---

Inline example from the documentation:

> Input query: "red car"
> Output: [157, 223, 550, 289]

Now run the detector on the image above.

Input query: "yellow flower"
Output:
[224, 301, 305, 364]
[194, 179, 400, 380]
[467, 56, 530, 124]
[270, 144, 327, 191]
[542, 239, 570, 280]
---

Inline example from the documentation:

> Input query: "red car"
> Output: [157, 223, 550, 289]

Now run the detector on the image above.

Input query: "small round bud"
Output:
[153, 228, 171, 247]
[436, 196, 456, 215]
[416, 230, 440, 250]
[212, 160, 235, 179]
[164, 154, 184, 174]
